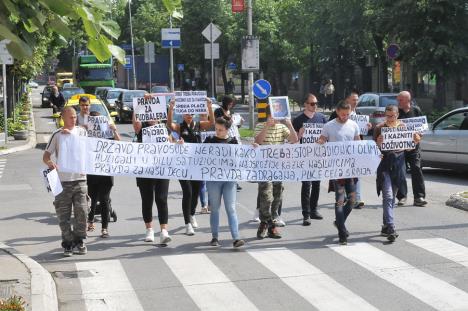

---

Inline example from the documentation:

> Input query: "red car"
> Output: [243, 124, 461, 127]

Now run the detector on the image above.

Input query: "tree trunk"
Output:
[373, 35, 389, 92]
[221, 58, 228, 94]
[435, 72, 446, 110]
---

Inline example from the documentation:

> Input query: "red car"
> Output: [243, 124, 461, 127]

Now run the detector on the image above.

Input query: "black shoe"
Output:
[63, 245, 73, 257]
[380, 225, 390, 237]
[233, 239, 245, 248]
[74, 241, 87, 255]
[236, 184, 242, 191]
[333, 221, 349, 237]
[302, 218, 312, 226]
[210, 238, 220, 246]
[257, 222, 268, 239]
[310, 211, 323, 220]
[387, 227, 399, 242]
[414, 197, 428, 206]
[397, 197, 407, 206]
[339, 235, 347, 245]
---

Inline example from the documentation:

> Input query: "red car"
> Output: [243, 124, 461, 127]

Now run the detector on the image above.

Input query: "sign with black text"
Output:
[399, 116, 428, 133]
[381, 127, 416, 151]
[350, 114, 370, 135]
[87, 116, 113, 138]
[133, 95, 168, 121]
[174, 91, 207, 114]
[301, 123, 323, 144]
[142, 124, 169, 144]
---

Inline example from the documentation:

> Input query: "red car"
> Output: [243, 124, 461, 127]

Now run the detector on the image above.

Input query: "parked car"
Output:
[95, 86, 113, 100]
[150, 85, 170, 93]
[102, 88, 126, 111]
[62, 87, 85, 102]
[28, 80, 39, 88]
[41, 85, 55, 108]
[62, 83, 74, 89]
[115, 90, 148, 123]
[53, 94, 117, 128]
[420, 107, 468, 170]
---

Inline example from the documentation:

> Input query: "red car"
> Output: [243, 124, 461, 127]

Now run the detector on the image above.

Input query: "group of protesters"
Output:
[42, 90, 427, 257]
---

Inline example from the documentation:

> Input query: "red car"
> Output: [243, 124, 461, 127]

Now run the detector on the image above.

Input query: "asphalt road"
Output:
[0, 88, 468, 311]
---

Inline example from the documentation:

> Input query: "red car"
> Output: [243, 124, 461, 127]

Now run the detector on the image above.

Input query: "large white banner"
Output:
[301, 123, 323, 144]
[58, 137, 382, 182]
[133, 95, 168, 121]
[174, 91, 207, 114]
[381, 127, 416, 151]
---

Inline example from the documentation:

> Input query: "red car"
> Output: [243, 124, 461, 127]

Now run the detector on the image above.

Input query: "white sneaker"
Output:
[145, 228, 154, 242]
[185, 223, 195, 236]
[251, 217, 260, 223]
[273, 218, 286, 227]
[190, 216, 199, 228]
[160, 229, 172, 245]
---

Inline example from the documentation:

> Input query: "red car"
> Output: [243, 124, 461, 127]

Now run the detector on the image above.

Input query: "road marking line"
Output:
[407, 238, 468, 268]
[163, 253, 258, 311]
[76, 260, 144, 311]
[0, 184, 32, 191]
[329, 243, 468, 310]
[248, 248, 378, 311]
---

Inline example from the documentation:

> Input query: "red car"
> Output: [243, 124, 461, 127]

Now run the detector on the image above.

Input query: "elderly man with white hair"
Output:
[396, 91, 427, 207]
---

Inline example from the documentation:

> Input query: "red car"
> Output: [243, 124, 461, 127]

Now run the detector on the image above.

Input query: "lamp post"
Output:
[128, 0, 137, 90]
[247, 0, 254, 130]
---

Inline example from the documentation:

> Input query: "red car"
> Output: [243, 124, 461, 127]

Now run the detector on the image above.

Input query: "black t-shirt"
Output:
[398, 106, 423, 119]
[214, 107, 227, 119]
[292, 112, 327, 132]
[203, 136, 238, 144]
[180, 121, 201, 143]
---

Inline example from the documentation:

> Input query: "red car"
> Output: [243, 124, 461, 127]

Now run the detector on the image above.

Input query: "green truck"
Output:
[76, 55, 115, 93]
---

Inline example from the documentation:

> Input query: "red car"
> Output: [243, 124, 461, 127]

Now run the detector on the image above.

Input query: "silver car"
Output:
[356, 93, 398, 132]
[420, 107, 468, 170]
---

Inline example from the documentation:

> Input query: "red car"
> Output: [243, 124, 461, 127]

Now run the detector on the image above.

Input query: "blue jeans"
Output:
[199, 181, 207, 207]
[382, 172, 396, 228]
[207, 181, 240, 240]
[333, 179, 356, 237]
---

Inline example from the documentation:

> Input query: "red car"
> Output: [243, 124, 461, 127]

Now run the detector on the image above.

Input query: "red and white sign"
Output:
[232, 0, 244, 13]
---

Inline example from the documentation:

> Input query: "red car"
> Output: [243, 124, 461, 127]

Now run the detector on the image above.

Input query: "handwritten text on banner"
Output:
[142, 124, 169, 143]
[59, 137, 382, 182]
[133, 95, 168, 121]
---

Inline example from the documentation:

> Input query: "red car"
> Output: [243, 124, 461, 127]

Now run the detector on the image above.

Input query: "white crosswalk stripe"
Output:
[329, 242, 468, 311]
[163, 253, 258, 311]
[248, 248, 378, 311]
[0, 158, 6, 179]
[76, 260, 144, 311]
[408, 238, 468, 268]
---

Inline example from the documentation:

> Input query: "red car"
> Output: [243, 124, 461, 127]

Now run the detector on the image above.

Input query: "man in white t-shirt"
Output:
[43, 107, 89, 257]
[318, 101, 360, 245]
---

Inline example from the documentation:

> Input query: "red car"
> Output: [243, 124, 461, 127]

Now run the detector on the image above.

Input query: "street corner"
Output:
[0, 242, 58, 311]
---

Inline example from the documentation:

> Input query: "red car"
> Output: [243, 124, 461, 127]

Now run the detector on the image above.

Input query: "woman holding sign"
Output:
[374, 105, 421, 242]
[86, 111, 121, 238]
[133, 113, 173, 245]
[167, 98, 215, 235]
[203, 118, 245, 247]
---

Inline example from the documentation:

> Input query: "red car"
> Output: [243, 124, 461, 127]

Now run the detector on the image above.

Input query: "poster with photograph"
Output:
[268, 96, 291, 120]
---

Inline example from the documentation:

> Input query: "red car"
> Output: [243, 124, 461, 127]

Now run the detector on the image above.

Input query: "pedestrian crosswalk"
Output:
[0, 158, 6, 179]
[58, 238, 468, 311]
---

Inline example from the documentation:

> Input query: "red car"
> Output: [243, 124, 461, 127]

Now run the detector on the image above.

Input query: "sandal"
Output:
[101, 229, 109, 238]
[87, 222, 95, 232]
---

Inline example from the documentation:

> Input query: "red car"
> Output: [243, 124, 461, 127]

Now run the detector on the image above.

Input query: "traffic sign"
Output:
[177, 64, 185, 71]
[144, 42, 155, 63]
[119, 44, 132, 50]
[124, 56, 132, 70]
[228, 62, 237, 70]
[242, 36, 260, 71]
[161, 28, 181, 48]
[202, 23, 221, 43]
[253, 79, 271, 99]
[387, 44, 399, 60]
[0, 39, 13, 65]
[204, 43, 219, 59]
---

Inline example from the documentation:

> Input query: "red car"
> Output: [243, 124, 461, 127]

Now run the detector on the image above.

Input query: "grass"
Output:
[0, 296, 26, 310]
[239, 128, 254, 138]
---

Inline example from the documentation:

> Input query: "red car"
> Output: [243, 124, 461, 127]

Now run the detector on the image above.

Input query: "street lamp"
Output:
[128, 0, 137, 90]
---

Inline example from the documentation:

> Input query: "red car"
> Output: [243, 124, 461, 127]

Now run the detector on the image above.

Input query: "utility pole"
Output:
[210, 22, 215, 97]
[169, 16, 175, 92]
[129, 0, 137, 90]
[247, 0, 254, 130]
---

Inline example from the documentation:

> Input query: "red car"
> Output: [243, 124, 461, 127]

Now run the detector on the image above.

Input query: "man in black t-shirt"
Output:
[396, 91, 427, 207]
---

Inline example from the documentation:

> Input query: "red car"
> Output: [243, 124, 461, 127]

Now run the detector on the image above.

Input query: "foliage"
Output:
[0, 295, 26, 310]
[427, 107, 452, 123]
[239, 128, 254, 138]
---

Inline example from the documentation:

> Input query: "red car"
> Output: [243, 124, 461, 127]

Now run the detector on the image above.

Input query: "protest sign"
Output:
[41, 168, 63, 196]
[350, 114, 370, 135]
[87, 116, 113, 138]
[142, 124, 169, 143]
[174, 91, 208, 114]
[201, 131, 216, 142]
[133, 95, 168, 121]
[381, 127, 416, 151]
[58, 137, 382, 182]
[301, 123, 323, 144]
[268, 96, 290, 120]
[399, 116, 428, 133]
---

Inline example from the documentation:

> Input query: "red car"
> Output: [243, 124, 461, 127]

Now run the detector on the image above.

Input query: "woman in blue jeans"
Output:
[204, 117, 245, 248]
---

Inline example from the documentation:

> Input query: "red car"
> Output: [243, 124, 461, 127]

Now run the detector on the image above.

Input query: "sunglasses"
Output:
[306, 102, 318, 106]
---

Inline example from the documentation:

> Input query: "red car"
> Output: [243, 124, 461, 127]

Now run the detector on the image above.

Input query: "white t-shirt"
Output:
[45, 127, 87, 182]
[322, 118, 359, 142]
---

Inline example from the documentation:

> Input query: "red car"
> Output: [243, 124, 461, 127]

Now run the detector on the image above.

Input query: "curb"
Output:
[0, 102, 37, 156]
[0, 243, 58, 311]
[446, 191, 468, 212]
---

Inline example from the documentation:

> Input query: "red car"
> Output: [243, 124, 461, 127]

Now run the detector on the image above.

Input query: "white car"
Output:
[421, 107, 468, 170]
[28, 81, 39, 88]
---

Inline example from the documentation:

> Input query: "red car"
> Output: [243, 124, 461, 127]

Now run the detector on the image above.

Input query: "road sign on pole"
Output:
[202, 23, 222, 97]
[161, 28, 181, 48]
[124, 56, 132, 69]
[242, 35, 260, 72]
[177, 64, 185, 72]
[0, 39, 13, 65]
[387, 44, 399, 60]
[202, 23, 221, 43]
[144, 42, 155, 63]
[204, 43, 220, 59]
[253, 79, 271, 99]
[0, 39, 12, 145]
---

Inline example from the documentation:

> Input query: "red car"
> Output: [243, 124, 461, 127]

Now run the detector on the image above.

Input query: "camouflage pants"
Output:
[54, 180, 89, 247]
[257, 182, 283, 223]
